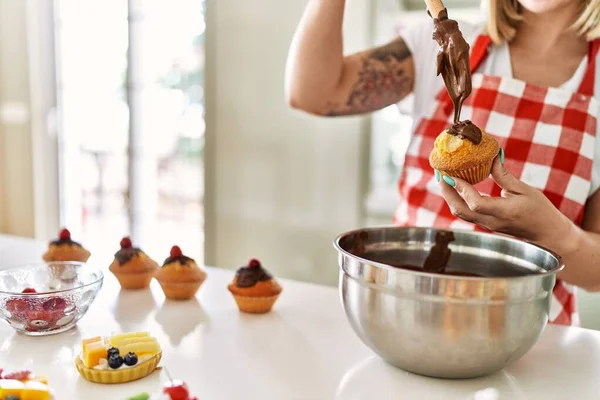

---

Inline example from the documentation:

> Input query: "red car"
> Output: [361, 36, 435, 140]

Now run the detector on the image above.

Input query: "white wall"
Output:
[0, 0, 35, 237]
[0, 0, 59, 240]
[204, 0, 372, 286]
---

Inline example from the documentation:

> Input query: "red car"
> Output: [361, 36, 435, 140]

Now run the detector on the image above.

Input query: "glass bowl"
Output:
[0, 262, 104, 336]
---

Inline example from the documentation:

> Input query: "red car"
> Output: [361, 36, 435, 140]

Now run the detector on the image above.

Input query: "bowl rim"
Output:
[0, 262, 104, 296]
[333, 226, 565, 280]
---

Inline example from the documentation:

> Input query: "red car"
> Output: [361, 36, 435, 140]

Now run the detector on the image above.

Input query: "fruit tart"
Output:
[155, 246, 206, 301]
[42, 228, 91, 263]
[0, 368, 53, 400]
[75, 332, 162, 384]
[228, 258, 282, 314]
[109, 237, 159, 290]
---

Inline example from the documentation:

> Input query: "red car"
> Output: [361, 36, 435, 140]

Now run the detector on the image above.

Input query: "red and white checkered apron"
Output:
[394, 35, 600, 326]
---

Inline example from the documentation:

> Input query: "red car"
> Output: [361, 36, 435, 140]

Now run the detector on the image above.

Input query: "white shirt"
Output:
[402, 20, 600, 196]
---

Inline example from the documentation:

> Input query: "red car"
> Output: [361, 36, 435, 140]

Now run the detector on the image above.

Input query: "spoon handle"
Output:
[424, 0, 446, 18]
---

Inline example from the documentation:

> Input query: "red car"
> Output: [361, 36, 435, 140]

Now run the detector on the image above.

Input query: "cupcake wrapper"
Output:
[75, 352, 161, 384]
[441, 158, 494, 185]
[157, 279, 204, 300]
[112, 270, 156, 290]
[232, 294, 280, 314]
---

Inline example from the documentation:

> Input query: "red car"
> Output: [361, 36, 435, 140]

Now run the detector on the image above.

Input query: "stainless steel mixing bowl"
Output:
[334, 226, 563, 379]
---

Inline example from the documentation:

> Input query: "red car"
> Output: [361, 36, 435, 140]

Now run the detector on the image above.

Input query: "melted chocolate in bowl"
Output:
[360, 250, 543, 277]
[349, 229, 545, 278]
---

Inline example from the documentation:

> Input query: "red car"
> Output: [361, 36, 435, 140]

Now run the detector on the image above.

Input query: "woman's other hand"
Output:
[437, 153, 575, 249]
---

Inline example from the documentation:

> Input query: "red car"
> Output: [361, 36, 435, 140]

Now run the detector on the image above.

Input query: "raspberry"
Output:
[248, 258, 261, 268]
[120, 237, 133, 249]
[170, 246, 183, 258]
[58, 228, 71, 241]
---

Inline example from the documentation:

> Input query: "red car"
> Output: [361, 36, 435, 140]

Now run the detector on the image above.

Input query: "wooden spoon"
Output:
[424, 0, 446, 19]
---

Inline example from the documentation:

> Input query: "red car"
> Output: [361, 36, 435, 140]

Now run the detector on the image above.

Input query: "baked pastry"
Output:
[429, 123, 499, 185]
[155, 246, 206, 301]
[228, 258, 282, 314]
[42, 228, 91, 263]
[0, 368, 52, 399]
[109, 237, 159, 290]
[75, 332, 162, 384]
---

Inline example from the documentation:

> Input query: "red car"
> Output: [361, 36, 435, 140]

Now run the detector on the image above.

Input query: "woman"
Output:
[285, 0, 600, 326]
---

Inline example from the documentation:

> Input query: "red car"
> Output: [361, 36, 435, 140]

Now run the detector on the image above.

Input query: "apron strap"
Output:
[469, 35, 492, 73]
[577, 39, 600, 97]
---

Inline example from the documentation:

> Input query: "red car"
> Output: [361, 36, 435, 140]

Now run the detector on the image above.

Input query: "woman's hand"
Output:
[437, 153, 575, 249]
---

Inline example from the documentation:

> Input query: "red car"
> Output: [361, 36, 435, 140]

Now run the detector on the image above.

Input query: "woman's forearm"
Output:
[285, 0, 346, 112]
[540, 224, 600, 292]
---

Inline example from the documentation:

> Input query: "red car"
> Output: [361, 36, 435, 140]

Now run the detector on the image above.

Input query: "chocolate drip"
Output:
[423, 231, 456, 273]
[433, 9, 472, 125]
[448, 120, 482, 144]
[114, 247, 142, 265]
[235, 266, 272, 288]
[50, 238, 83, 248]
[163, 255, 194, 266]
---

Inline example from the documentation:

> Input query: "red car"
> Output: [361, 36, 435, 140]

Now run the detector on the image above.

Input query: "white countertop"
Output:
[1, 235, 600, 399]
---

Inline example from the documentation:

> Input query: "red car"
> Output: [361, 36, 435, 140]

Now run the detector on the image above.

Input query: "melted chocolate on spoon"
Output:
[432, 8, 482, 145]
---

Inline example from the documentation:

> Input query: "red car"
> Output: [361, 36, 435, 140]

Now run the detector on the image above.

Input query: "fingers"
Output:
[438, 177, 479, 223]
[491, 150, 525, 194]
[438, 175, 498, 227]
[439, 174, 504, 216]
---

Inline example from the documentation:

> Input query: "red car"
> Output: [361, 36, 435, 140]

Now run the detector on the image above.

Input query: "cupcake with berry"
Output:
[228, 258, 282, 314]
[154, 246, 206, 301]
[109, 237, 159, 290]
[43, 228, 91, 263]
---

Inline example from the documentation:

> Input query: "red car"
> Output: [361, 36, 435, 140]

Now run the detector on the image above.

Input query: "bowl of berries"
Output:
[0, 262, 103, 336]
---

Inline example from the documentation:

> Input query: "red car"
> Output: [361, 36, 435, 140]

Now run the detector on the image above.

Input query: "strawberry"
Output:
[42, 297, 67, 312]
[21, 288, 37, 294]
[163, 379, 189, 400]
[6, 298, 32, 315]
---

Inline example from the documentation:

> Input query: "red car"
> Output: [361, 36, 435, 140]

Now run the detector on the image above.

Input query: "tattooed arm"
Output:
[285, 0, 415, 116]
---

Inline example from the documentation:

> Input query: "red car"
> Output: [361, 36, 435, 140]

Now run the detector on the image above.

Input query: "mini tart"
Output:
[228, 258, 282, 314]
[109, 237, 159, 290]
[155, 246, 207, 300]
[77, 332, 162, 384]
[75, 352, 162, 384]
[42, 228, 91, 263]
[429, 128, 499, 185]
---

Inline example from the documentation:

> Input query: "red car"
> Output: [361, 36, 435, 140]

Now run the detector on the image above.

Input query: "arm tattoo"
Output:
[325, 38, 413, 116]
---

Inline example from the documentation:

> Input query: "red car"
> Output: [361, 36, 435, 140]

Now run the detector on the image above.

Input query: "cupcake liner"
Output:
[441, 158, 494, 185]
[75, 352, 162, 384]
[157, 279, 204, 300]
[232, 294, 280, 314]
[112, 270, 156, 290]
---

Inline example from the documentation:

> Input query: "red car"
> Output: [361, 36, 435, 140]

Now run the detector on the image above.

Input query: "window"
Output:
[54, 0, 205, 264]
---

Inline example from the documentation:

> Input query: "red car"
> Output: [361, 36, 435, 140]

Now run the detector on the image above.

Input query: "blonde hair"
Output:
[486, 0, 600, 44]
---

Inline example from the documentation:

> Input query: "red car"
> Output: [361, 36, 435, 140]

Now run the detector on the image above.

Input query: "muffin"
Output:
[228, 258, 282, 314]
[155, 246, 206, 300]
[42, 228, 91, 263]
[109, 237, 159, 290]
[429, 122, 499, 185]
